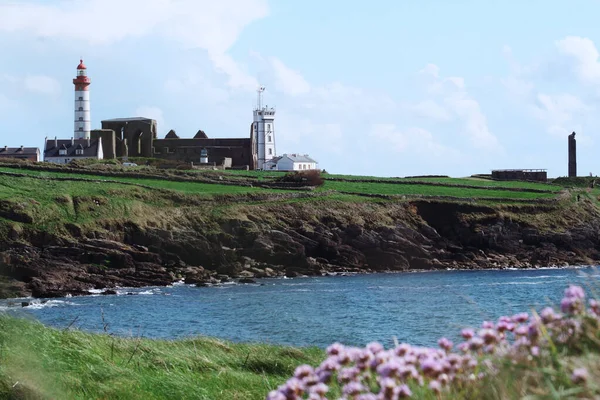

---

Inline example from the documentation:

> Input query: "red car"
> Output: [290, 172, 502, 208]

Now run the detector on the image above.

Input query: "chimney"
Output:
[54, 136, 57, 148]
[87, 137, 90, 148]
[71, 137, 74, 146]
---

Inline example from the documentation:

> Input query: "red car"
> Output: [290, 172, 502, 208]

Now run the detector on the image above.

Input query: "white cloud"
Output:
[270, 57, 311, 96]
[531, 93, 590, 137]
[502, 38, 598, 139]
[0, 0, 268, 90]
[419, 64, 500, 151]
[556, 36, 600, 84]
[412, 100, 452, 121]
[369, 124, 462, 159]
[135, 106, 166, 128]
[276, 111, 343, 155]
[23, 75, 60, 95]
[164, 73, 230, 103]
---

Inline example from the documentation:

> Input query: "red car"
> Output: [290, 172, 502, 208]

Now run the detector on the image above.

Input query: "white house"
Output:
[43, 137, 103, 164]
[263, 154, 318, 171]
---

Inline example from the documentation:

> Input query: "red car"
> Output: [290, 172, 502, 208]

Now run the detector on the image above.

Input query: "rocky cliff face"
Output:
[1, 199, 599, 299]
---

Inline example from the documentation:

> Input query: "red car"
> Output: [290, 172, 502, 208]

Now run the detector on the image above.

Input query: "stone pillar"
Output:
[568, 132, 577, 178]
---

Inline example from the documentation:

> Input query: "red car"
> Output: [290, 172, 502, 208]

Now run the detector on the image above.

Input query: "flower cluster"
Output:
[267, 285, 597, 399]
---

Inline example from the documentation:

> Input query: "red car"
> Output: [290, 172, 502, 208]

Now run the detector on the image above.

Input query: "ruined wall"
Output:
[100, 120, 157, 158]
[153, 138, 254, 167]
[91, 129, 116, 159]
[491, 170, 548, 182]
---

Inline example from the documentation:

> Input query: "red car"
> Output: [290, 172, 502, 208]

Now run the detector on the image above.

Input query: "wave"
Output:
[22, 299, 77, 310]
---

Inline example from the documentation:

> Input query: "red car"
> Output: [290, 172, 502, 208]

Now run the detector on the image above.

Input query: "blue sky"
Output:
[1, 0, 600, 177]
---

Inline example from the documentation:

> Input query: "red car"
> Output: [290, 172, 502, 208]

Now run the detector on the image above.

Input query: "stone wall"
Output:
[153, 138, 253, 168]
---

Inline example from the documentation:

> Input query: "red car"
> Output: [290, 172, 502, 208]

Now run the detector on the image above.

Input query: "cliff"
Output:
[0, 163, 599, 299]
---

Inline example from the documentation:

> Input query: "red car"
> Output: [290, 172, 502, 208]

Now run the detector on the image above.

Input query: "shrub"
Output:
[276, 170, 325, 187]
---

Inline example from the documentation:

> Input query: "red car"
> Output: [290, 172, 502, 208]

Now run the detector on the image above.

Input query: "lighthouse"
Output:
[73, 59, 91, 139]
[252, 86, 276, 169]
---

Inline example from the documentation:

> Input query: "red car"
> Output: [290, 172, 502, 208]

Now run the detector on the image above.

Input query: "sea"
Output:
[2, 267, 599, 349]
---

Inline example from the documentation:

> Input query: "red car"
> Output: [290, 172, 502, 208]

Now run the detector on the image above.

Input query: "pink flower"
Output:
[395, 343, 411, 356]
[564, 285, 585, 299]
[512, 312, 529, 323]
[266, 390, 286, 400]
[294, 365, 314, 380]
[461, 329, 475, 339]
[308, 383, 329, 396]
[438, 337, 453, 351]
[429, 380, 442, 393]
[540, 307, 559, 323]
[397, 384, 412, 398]
[590, 299, 600, 316]
[326, 342, 344, 356]
[343, 381, 365, 396]
[367, 342, 384, 354]
[571, 368, 588, 384]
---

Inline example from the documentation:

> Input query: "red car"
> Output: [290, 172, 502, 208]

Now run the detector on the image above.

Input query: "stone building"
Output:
[43, 137, 103, 164]
[0, 146, 40, 162]
[93, 117, 257, 169]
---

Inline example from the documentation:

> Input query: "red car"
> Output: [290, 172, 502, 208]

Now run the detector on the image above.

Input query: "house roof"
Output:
[282, 154, 318, 163]
[0, 146, 39, 155]
[101, 117, 155, 123]
[44, 138, 101, 158]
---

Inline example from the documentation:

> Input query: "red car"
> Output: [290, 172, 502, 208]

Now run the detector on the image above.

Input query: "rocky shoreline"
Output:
[1, 199, 600, 299]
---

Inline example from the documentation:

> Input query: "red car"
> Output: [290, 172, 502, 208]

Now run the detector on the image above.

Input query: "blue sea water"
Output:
[2, 267, 599, 349]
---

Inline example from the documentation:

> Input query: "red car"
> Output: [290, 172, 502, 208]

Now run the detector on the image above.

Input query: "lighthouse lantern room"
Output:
[73, 59, 91, 139]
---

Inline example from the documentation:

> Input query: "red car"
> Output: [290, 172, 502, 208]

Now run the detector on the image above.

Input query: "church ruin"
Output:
[91, 117, 257, 169]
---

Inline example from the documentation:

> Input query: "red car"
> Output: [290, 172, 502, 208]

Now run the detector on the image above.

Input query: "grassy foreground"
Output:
[0, 315, 323, 400]
[2, 287, 600, 400]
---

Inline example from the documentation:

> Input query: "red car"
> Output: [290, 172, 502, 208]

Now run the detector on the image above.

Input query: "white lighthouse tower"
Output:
[253, 86, 276, 169]
[73, 59, 91, 139]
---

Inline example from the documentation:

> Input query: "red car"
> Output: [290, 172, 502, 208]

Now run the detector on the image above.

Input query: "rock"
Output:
[239, 277, 257, 284]
[102, 289, 118, 295]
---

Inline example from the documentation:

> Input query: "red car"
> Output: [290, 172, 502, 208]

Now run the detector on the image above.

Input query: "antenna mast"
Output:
[257, 85, 265, 110]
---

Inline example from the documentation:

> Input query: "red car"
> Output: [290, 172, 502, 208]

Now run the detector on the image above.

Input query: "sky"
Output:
[1, 1, 600, 177]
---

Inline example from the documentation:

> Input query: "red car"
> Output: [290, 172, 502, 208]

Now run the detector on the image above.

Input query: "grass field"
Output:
[319, 180, 558, 199]
[0, 315, 323, 400]
[0, 165, 574, 202]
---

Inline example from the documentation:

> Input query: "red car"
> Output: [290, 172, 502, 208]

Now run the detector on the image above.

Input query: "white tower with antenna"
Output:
[253, 85, 276, 169]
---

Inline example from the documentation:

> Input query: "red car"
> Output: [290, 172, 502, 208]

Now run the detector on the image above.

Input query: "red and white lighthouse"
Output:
[73, 59, 91, 139]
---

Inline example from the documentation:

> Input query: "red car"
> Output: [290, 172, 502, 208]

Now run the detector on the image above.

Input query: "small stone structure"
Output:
[491, 169, 547, 182]
[568, 131, 577, 178]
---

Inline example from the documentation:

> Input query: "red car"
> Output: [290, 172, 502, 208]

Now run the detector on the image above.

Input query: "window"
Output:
[79, 127, 83, 131]
[268, 135, 271, 142]
[59, 149, 67, 156]
[268, 148, 272, 155]
[79, 107, 83, 111]
[75, 149, 83, 155]
[267, 123, 271, 132]
[79, 117, 83, 121]
[78, 96, 83, 101]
